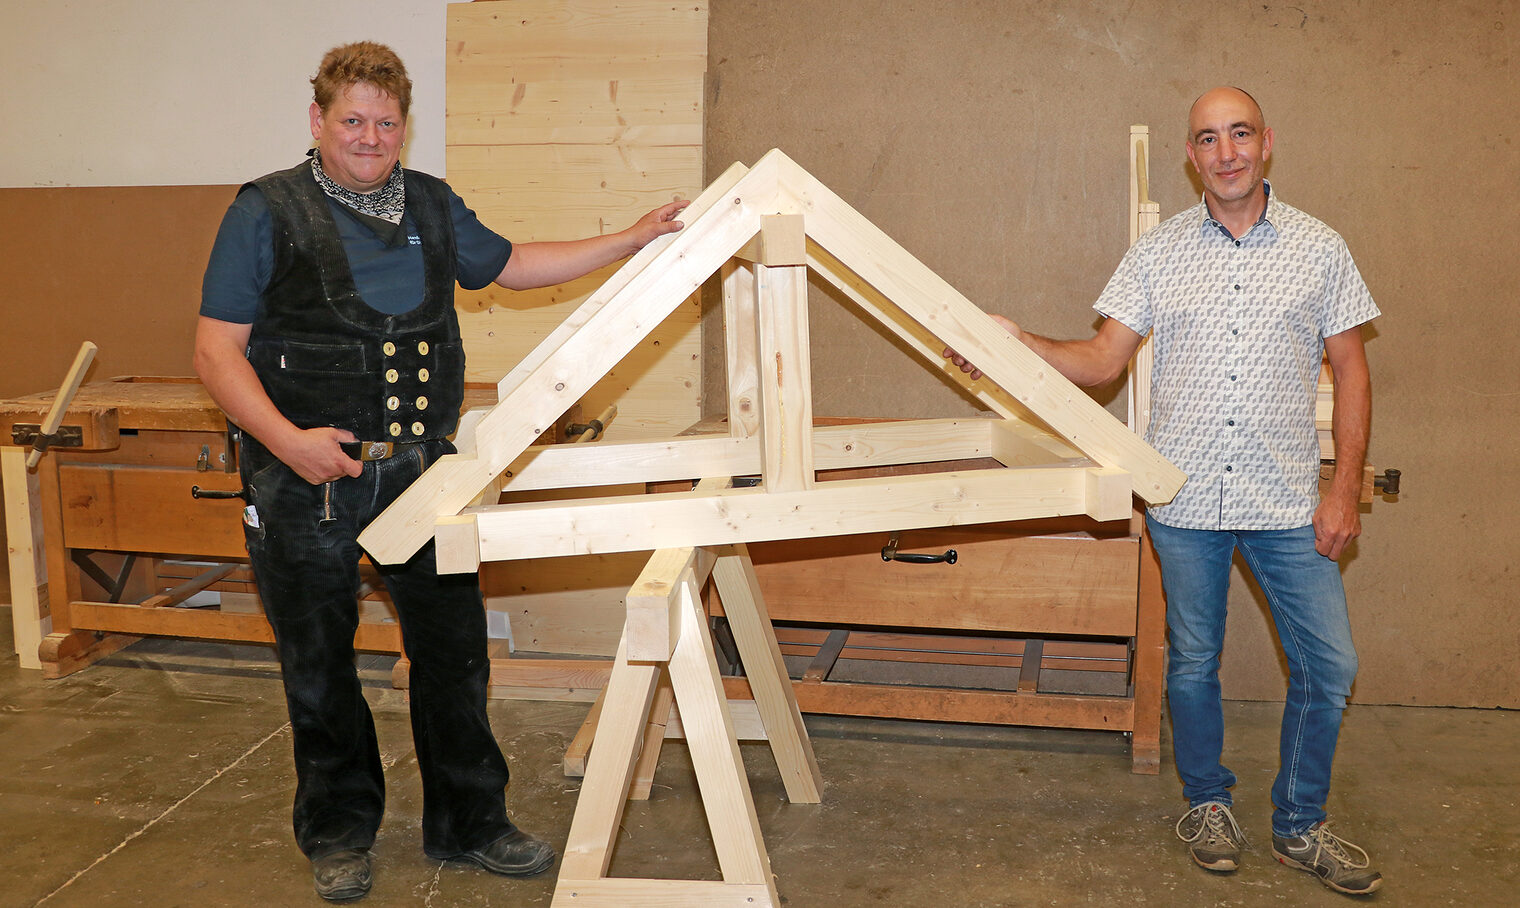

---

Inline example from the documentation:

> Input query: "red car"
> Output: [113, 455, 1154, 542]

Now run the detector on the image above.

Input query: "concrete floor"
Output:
[3, 617, 1517, 907]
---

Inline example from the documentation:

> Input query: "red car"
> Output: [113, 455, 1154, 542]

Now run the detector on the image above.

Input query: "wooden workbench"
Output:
[1, 377, 504, 678]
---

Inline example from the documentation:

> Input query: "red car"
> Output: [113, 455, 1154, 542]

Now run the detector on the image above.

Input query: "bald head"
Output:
[1189, 87, 1265, 141]
[1184, 86, 1274, 232]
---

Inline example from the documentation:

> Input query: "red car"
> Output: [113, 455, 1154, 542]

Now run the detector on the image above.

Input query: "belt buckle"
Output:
[362, 441, 392, 462]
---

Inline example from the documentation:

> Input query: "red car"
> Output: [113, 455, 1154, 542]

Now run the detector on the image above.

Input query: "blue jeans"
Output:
[1146, 515, 1359, 836]
[241, 435, 515, 859]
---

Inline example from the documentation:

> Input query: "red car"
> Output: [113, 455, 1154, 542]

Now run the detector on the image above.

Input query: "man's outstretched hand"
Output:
[942, 314, 1021, 380]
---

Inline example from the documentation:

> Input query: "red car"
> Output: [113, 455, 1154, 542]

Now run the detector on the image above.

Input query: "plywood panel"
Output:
[446, 1, 706, 437]
[447, 1, 707, 637]
[449, 77, 704, 147]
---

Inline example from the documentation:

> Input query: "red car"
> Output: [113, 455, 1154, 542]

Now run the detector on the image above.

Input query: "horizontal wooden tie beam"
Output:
[439, 465, 1133, 569]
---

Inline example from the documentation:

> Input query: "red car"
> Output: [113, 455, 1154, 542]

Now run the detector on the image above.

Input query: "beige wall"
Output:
[0, 1, 461, 187]
[704, 0, 1520, 707]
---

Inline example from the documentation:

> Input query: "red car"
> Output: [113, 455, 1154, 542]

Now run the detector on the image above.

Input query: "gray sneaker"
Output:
[1175, 801, 1248, 872]
[1272, 822, 1382, 894]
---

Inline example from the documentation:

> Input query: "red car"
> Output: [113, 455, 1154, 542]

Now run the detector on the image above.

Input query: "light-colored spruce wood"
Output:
[446, 0, 707, 434]
[359, 156, 778, 564]
[1126, 126, 1160, 442]
[446, 0, 707, 72]
[755, 261, 814, 493]
[711, 544, 823, 803]
[26, 341, 97, 470]
[496, 433, 755, 493]
[484, 418, 1010, 496]
[665, 696, 768, 742]
[562, 684, 606, 777]
[625, 479, 726, 662]
[552, 545, 787, 906]
[434, 515, 483, 575]
[733, 212, 807, 267]
[629, 674, 675, 800]
[988, 417, 1087, 465]
[624, 541, 718, 663]
[662, 569, 776, 888]
[364, 149, 1177, 566]
[2, 446, 49, 668]
[457, 464, 1130, 561]
[721, 260, 761, 438]
[625, 547, 696, 663]
[773, 153, 1184, 504]
[551, 879, 774, 907]
[557, 631, 662, 881]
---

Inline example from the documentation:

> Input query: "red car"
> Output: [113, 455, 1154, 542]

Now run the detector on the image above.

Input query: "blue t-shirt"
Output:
[200, 181, 512, 323]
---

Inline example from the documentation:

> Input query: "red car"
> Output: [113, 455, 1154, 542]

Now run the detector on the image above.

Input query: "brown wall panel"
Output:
[0, 184, 236, 400]
[0, 184, 237, 579]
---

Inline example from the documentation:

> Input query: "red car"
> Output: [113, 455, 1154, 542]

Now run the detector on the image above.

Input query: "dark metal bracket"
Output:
[71, 550, 138, 603]
[191, 485, 248, 502]
[11, 423, 83, 453]
[565, 419, 606, 441]
[880, 532, 957, 565]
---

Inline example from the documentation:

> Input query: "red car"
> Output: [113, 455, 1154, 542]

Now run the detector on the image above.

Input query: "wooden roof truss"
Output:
[357, 149, 1183, 571]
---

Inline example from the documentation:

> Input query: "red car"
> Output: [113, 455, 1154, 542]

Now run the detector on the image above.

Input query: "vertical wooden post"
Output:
[1131, 529, 1166, 773]
[2, 446, 49, 669]
[722, 259, 761, 439]
[1127, 124, 1166, 773]
[1126, 125, 1160, 443]
[753, 214, 813, 493]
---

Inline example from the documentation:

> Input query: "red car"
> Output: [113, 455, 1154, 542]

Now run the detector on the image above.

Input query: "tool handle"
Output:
[26, 341, 97, 470]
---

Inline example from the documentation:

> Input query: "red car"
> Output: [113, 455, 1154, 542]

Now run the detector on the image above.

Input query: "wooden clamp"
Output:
[24, 341, 97, 470]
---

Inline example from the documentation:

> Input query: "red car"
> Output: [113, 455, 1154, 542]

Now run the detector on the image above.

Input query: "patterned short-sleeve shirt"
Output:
[1095, 184, 1380, 530]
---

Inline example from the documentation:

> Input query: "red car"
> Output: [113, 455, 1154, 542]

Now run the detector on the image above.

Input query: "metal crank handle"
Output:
[880, 533, 958, 565]
[191, 485, 248, 501]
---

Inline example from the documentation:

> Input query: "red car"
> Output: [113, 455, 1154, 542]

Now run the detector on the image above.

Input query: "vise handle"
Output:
[26, 341, 97, 470]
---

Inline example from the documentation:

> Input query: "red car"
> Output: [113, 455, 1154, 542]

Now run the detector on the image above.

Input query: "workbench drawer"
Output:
[57, 460, 246, 560]
[745, 523, 1141, 638]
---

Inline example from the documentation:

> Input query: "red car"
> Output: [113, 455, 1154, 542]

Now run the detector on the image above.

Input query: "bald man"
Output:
[947, 87, 1381, 895]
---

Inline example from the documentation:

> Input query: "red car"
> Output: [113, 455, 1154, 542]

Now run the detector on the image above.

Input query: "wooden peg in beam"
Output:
[25, 341, 98, 470]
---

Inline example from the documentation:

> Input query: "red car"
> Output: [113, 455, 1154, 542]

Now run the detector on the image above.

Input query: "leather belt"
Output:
[341, 440, 409, 462]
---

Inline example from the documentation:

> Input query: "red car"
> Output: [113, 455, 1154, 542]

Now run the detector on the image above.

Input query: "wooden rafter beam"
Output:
[436, 465, 1132, 569]
[778, 153, 1184, 504]
[360, 154, 783, 564]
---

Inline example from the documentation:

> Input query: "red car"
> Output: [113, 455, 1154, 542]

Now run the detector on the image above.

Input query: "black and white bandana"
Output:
[309, 148, 406, 224]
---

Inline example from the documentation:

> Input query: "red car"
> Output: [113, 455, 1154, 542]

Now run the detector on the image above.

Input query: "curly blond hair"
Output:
[311, 41, 412, 118]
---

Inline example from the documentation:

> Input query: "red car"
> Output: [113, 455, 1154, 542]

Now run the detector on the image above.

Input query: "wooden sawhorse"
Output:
[553, 537, 821, 906]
